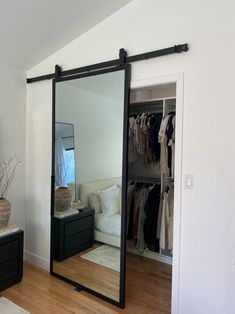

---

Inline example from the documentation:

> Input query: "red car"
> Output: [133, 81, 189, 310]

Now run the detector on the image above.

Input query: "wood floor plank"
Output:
[53, 250, 120, 301]
[0, 254, 172, 314]
[53, 243, 120, 301]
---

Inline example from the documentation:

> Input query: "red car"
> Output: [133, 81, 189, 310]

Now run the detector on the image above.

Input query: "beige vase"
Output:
[54, 187, 72, 212]
[0, 198, 11, 228]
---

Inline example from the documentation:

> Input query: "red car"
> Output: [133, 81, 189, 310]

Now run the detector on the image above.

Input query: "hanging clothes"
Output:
[158, 115, 171, 178]
[159, 192, 167, 251]
[158, 187, 174, 253]
[127, 181, 161, 253]
[148, 113, 163, 163]
[129, 117, 138, 164]
[127, 184, 135, 234]
[127, 183, 136, 239]
[166, 188, 174, 251]
[158, 112, 176, 178]
[135, 188, 149, 253]
[127, 100, 176, 258]
[144, 184, 161, 252]
[168, 115, 176, 179]
[128, 112, 163, 165]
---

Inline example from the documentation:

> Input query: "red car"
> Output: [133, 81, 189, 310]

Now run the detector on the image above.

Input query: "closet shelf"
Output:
[129, 97, 176, 114]
[130, 96, 176, 105]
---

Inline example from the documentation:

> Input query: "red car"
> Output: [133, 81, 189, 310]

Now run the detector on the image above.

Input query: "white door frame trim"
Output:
[130, 73, 184, 314]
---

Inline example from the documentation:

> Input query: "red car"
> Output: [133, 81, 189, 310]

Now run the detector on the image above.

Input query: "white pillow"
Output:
[100, 185, 120, 216]
[89, 191, 102, 214]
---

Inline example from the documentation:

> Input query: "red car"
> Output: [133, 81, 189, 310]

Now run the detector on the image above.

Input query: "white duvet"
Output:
[95, 213, 121, 237]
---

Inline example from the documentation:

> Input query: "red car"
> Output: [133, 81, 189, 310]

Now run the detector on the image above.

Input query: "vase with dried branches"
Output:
[0, 157, 20, 228]
[54, 159, 72, 212]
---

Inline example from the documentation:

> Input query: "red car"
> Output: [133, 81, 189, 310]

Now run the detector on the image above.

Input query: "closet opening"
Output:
[126, 82, 176, 312]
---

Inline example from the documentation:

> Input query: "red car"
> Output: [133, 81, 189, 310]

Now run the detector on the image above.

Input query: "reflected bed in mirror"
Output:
[51, 66, 129, 307]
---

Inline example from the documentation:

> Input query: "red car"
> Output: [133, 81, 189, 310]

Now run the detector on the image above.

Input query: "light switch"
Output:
[185, 174, 194, 189]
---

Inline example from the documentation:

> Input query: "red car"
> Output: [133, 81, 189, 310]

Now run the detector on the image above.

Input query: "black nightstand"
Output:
[52, 208, 94, 261]
[0, 230, 24, 292]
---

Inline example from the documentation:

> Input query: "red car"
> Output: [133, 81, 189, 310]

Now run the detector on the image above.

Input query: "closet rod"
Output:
[129, 109, 163, 115]
[129, 103, 176, 109]
[26, 44, 188, 83]
[130, 101, 164, 109]
[129, 176, 161, 183]
[61, 135, 73, 139]
[128, 175, 174, 183]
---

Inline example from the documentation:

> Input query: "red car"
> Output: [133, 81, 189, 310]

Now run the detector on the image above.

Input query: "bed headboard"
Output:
[79, 177, 122, 207]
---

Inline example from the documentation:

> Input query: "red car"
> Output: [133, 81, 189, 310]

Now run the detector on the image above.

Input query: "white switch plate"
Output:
[185, 174, 194, 189]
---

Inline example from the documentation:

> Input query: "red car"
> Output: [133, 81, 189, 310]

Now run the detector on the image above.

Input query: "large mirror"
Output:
[51, 66, 129, 307]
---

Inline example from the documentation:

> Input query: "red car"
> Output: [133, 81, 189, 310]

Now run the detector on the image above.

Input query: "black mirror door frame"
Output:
[50, 63, 131, 309]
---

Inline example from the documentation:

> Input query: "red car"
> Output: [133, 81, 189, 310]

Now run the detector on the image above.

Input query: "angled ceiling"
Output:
[0, 0, 132, 70]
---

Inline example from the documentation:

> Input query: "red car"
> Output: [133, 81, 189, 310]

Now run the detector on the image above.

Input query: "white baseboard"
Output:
[25, 251, 50, 271]
[127, 247, 172, 265]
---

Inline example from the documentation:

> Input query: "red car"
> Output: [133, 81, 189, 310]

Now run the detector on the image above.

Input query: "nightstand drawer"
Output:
[64, 229, 92, 251]
[0, 258, 18, 282]
[65, 215, 92, 237]
[0, 239, 18, 263]
[0, 230, 23, 292]
[53, 209, 94, 261]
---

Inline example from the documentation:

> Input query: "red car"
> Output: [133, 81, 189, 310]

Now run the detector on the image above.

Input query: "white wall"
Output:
[26, 0, 235, 313]
[0, 63, 26, 231]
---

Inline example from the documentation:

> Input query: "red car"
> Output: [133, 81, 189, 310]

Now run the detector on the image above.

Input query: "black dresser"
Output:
[52, 208, 94, 261]
[0, 230, 24, 292]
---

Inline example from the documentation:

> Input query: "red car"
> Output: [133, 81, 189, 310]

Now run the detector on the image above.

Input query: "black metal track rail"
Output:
[26, 43, 188, 84]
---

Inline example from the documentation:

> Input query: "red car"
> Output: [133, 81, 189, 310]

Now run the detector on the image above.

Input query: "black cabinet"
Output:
[0, 230, 24, 292]
[52, 208, 94, 261]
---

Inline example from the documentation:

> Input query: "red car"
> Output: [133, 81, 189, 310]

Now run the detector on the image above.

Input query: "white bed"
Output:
[79, 177, 121, 248]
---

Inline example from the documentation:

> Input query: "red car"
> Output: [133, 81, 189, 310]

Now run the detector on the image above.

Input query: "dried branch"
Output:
[0, 157, 21, 198]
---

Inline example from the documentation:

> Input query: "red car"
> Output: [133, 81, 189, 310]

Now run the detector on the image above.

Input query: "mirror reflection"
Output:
[54, 122, 76, 213]
[52, 70, 125, 302]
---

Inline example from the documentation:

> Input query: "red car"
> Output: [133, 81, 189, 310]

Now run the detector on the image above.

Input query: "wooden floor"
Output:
[0, 255, 172, 314]
[53, 243, 120, 301]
